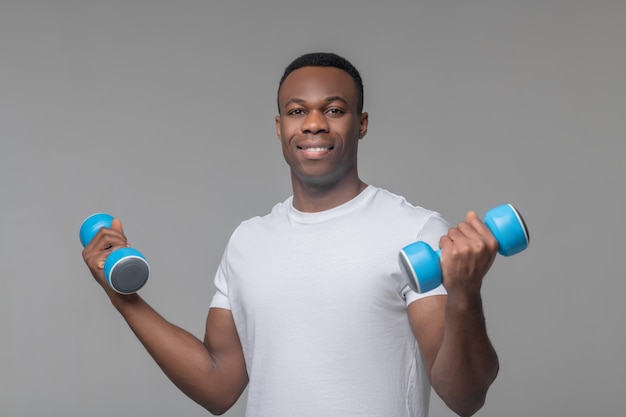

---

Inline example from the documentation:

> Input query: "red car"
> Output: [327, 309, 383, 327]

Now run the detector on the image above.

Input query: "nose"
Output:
[302, 110, 329, 134]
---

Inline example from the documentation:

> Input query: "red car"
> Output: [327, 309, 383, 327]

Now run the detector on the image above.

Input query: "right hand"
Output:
[81, 218, 131, 295]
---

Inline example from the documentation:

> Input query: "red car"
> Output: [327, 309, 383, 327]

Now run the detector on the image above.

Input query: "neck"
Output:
[291, 174, 368, 213]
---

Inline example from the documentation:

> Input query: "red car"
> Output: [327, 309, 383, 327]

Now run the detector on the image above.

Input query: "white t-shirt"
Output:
[210, 186, 449, 417]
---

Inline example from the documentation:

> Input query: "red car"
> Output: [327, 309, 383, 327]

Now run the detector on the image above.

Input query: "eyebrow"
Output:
[283, 96, 350, 108]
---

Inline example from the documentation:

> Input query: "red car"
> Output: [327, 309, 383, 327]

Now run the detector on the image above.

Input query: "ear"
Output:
[275, 114, 282, 140]
[358, 112, 369, 139]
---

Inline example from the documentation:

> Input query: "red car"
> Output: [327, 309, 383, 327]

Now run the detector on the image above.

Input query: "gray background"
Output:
[1, 1, 624, 416]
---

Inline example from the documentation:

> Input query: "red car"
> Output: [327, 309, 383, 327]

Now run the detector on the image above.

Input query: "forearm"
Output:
[82, 221, 246, 412]
[110, 295, 245, 414]
[430, 293, 499, 417]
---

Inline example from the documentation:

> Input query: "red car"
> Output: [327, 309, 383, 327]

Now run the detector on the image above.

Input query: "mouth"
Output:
[298, 145, 334, 158]
[299, 146, 334, 151]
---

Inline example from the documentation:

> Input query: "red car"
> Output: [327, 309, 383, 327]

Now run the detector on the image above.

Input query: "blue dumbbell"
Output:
[80, 213, 149, 294]
[399, 204, 529, 293]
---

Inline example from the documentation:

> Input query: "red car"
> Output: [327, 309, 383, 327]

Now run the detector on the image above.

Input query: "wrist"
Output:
[445, 290, 483, 313]
[108, 290, 141, 312]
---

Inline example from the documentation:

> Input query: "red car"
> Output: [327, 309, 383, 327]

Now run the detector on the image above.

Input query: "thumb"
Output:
[110, 217, 124, 233]
[466, 210, 479, 223]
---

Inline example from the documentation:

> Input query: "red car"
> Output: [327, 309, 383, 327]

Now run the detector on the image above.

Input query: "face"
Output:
[275, 66, 368, 189]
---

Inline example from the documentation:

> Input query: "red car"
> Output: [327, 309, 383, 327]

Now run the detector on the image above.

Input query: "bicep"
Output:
[204, 308, 248, 398]
[408, 295, 447, 378]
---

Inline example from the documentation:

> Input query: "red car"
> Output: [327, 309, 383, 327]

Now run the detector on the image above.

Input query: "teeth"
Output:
[302, 147, 329, 151]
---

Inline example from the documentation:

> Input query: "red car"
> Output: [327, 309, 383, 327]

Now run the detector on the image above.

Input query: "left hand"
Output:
[438, 211, 499, 296]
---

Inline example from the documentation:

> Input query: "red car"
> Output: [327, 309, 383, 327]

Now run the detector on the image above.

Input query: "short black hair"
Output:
[277, 52, 364, 113]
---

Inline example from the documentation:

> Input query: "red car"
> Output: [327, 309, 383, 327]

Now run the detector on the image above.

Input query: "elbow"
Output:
[202, 395, 240, 416]
[206, 407, 228, 416]
[205, 405, 224, 416]
[434, 367, 499, 417]
[203, 402, 233, 416]
[202, 381, 249, 416]
[197, 370, 248, 415]
[435, 385, 488, 417]
[448, 395, 487, 417]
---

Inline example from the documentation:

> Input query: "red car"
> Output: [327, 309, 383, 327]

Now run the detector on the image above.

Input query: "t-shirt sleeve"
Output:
[404, 212, 450, 305]
[209, 245, 232, 310]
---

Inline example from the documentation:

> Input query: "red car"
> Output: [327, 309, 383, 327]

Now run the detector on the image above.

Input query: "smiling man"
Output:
[275, 63, 368, 212]
[82, 52, 500, 417]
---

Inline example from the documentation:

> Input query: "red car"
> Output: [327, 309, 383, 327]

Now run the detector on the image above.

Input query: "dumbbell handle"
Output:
[399, 204, 529, 293]
[80, 213, 149, 294]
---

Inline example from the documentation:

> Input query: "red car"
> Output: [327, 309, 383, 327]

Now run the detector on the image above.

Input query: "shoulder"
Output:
[368, 186, 447, 227]
[369, 186, 435, 215]
[228, 197, 291, 241]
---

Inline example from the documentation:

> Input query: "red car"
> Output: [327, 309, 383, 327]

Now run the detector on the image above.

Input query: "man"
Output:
[82, 52, 499, 417]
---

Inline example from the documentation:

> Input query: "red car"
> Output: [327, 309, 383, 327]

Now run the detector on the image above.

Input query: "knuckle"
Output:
[472, 239, 486, 253]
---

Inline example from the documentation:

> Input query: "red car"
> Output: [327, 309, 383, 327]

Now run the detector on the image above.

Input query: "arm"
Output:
[82, 219, 248, 415]
[408, 211, 499, 417]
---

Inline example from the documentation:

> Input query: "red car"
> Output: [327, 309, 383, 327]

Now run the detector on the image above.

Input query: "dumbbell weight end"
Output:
[80, 213, 149, 294]
[399, 241, 442, 293]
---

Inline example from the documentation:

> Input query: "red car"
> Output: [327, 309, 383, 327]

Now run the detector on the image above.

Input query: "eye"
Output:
[287, 108, 305, 116]
[325, 107, 344, 116]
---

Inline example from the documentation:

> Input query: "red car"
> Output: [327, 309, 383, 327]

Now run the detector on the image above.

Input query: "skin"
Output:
[275, 66, 369, 212]
[82, 65, 498, 416]
[82, 220, 248, 415]
[409, 210, 500, 416]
